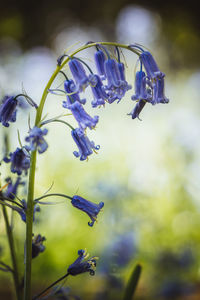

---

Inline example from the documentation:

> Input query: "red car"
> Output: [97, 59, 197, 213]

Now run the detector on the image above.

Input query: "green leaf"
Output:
[123, 264, 142, 300]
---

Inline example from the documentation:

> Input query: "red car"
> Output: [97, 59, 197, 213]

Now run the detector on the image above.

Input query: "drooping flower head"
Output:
[91, 74, 108, 107]
[69, 58, 97, 92]
[62, 79, 86, 108]
[128, 99, 147, 120]
[67, 249, 97, 276]
[4, 177, 24, 200]
[0, 96, 18, 127]
[4, 148, 30, 175]
[66, 101, 99, 130]
[71, 195, 104, 226]
[140, 51, 165, 80]
[131, 70, 152, 102]
[71, 128, 100, 161]
[94, 49, 106, 80]
[25, 126, 48, 154]
[32, 234, 46, 259]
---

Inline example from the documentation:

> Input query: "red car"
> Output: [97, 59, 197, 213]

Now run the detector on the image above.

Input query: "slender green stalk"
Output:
[24, 42, 140, 300]
[24, 150, 37, 300]
[34, 193, 73, 202]
[2, 206, 22, 300]
[32, 273, 69, 300]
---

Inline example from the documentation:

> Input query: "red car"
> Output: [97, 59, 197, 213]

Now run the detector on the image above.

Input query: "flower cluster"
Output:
[0, 45, 169, 164]
[129, 50, 169, 119]
[59, 46, 169, 160]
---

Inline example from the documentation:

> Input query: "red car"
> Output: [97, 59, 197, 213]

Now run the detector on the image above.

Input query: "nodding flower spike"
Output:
[94, 50, 106, 80]
[4, 177, 24, 200]
[66, 101, 99, 130]
[140, 51, 165, 80]
[131, 71, 152, 102]
[25, 126, 48, 154]
[32, 234, 46, 259]
[0, 96, 18, 127]
[71, 128, 100, 161]
[4, 148, 30, 176]
[63, 80, 86, 108]
[91, 75, 108, 107]
[128, 99, 147, 120]
[67, 249, 98, 276]
[152, 77, 169, 105]
[71, 195, 104, 227]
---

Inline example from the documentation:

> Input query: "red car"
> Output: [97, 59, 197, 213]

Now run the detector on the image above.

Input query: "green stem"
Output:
[24, 150, 37, 300]
[34, 193, 73, 202]
[32, 273, 69, 300]
[24, 41, 140, 300]
[2, 206, 22, 300]
[40, 119, 75, 130]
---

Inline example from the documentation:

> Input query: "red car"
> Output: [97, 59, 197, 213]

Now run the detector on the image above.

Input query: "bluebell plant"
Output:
[0, 41, 169, 300]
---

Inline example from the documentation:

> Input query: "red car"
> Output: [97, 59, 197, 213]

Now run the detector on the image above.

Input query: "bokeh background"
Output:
[1, 0, 200, 299]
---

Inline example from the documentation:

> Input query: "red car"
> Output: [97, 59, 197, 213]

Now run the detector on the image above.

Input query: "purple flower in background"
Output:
[69, 59, 97, 92]
[91, 75, 108, 107]
[152, 77, 169, 105]
[71, 195, 104, 227]
[25, 127, 48, 154]
[100, 232, 136, 274]
[131, 71, 152, 102]
[128, 99, 146, 120]
[62, 80, 86, 108]
[67, 101, 99, 130]
[140, 51, 165, 80]
[67, 249, 97, 276]
[0, 96, 18, 127]
[4, 177, 24, 200]
[32, 234, 46, 259]
[71, 128, 100, 161]
[4, 148, 30, 175]
[94, 50, 106, 80]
